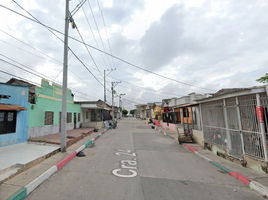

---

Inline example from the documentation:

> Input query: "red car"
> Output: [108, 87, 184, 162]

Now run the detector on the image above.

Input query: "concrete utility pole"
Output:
[104, 68, 116, 103]
[111, 81, 121, 122]
[61, 0, 70, 152]
[104, 70, 106, 103]
[119, 94, 125, 118]
[112, 82, 114, 121]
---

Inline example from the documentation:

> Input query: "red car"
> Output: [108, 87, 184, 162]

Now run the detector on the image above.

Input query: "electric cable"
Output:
[1, 4, 214, 91]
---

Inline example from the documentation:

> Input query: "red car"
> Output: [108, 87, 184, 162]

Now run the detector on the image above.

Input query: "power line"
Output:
[81, 2, 108, 70]
[10, 1, 106, 90]
[0, 29, 62, 65]
[0, 57, 100, 98]
[87, 1, 112, 69]
[75, 23, 104, 79]
[96, 0, 116, 69]
[1, 3, 215, 91]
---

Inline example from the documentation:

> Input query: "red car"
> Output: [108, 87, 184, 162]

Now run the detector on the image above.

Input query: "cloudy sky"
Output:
[0, 0, 267, 111]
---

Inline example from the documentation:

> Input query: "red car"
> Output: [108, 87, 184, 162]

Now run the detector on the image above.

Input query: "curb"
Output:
[7, 128, 109, 200]
[183, 140, 268, 198]
[145, 122, 177, 141]
[144, 121, 268, 198]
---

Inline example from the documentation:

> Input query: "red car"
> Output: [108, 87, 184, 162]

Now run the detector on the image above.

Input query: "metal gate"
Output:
[202, 93, 267, 160]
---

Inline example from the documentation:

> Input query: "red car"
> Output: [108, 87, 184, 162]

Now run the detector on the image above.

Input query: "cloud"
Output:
[139, 4, 187, 71]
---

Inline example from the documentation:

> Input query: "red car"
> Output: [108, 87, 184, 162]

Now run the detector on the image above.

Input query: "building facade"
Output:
[0, 83, 29, 148]
[27, 79, 81, 138]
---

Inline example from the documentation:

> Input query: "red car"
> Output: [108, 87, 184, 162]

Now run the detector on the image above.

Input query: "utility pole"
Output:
[111, 81, 121, 122]
[119, 94, 125, 118]
[112, 82, 114, 121]
[61, 0, 69, 152]
[104, 70, 106, 103]
[104, 68, 116, 103]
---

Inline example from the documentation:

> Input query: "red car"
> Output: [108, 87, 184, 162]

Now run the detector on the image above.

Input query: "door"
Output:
[74, 113, 77, 129]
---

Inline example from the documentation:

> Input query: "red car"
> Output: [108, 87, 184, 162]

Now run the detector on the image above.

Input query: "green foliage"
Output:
[256, 73, 268, 83]
[130, 109, 137, 115]
[122, 109, 128, 115]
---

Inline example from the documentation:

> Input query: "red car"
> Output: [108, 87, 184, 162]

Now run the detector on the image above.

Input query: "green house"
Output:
[8, 78, 81, 138]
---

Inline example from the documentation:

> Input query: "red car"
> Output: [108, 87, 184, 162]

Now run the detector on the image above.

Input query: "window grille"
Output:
[45, 111, 54, 125]
[67, 112, 72, 123]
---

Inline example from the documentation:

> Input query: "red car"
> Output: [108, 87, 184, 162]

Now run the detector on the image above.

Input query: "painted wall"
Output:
[168, 123, 176, 132]
[193, 129, 203, 145]
[153, 105, 162, 119]
[162, 122, 169, 130]
[0, 84, 29, 147]
[28, 80, 81, 138]
[154, 120, 160, 126]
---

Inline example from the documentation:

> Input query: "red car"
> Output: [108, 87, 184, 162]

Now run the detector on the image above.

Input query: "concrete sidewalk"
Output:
[0, 128, 95, 198]
[144, 120, 268, 198]
[0, 128, 105, 200]
[28, 128, 94, 147]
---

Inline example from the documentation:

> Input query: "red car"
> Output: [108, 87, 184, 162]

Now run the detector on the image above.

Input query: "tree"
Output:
[122, 109, 128, 115]
[256, 73, 268, 83]
[130, 109, 137, 115]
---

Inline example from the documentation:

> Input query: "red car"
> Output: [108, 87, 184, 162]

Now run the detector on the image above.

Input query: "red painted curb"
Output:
[184, 144, 197, 152]
[56, 151, 77, 170]
[229, 172, 253, 186]
[94, 136, 98, 140]
[170, 136, 176, 140]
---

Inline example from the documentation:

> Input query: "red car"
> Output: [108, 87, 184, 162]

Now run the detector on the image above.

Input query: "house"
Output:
[7, 78, 81, 139]
[0, 83, 29, 148]
[196, 86, 268, 172]
[152, 102, 162, 126]
[135, 104, 147, 119]
[146, 103, 154, 120]
[159, 94, 208, 143]
[75, 100, 112, 129]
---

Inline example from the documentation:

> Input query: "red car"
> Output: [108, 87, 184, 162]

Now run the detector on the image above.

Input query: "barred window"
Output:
[45, 111, 54, 125]
[67, 112, 72, 123]
[78, 113, 81, 122]
[0, 111, 17, 134]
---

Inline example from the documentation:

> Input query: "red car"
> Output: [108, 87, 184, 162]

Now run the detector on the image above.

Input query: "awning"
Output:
[0, 104, 28, 111]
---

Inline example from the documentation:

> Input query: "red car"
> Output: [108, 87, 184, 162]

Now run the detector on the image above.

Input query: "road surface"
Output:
[26, 118, 263, 200]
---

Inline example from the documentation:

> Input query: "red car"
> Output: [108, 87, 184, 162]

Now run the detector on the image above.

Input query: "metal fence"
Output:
[162, 112, 177, 124]
[202, 93, 267, 160]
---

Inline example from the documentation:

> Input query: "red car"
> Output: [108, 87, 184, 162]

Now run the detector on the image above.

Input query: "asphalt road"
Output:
[26, 118, 263, 200]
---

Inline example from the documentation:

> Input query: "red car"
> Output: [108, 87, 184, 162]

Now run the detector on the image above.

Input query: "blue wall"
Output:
[0, 83, 29, 148]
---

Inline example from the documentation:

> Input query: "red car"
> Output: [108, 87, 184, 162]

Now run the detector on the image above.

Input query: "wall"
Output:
[28, 80, 81, 138]
[0, 84, 29, 147]
[192, 129, 203, 145]
[162, 122, 169, 130]
[154, 120, 160, 126]
[168, 123, 176, 131]
[81, 122, 103, 129]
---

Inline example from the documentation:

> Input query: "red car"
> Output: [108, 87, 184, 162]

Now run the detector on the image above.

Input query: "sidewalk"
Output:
[144, 121, 268, 197]
[0, 127, 97, 200]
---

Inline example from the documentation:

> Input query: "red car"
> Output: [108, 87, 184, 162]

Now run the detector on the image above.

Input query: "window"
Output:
[86, 111, 88, 119]
[67, 112, 72, 123]
[45, 111, 54, 125]
[78, 113, 81, 122]
[183, 108, 189, 117]
[0, 111, 17, 134]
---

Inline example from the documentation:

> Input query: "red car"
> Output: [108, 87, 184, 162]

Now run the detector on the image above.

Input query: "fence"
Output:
[162, 112, 177, 124]
[202, 93, 268, 160]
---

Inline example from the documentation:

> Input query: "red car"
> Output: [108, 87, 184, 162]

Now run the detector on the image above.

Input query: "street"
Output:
[26, 118, 263, 200]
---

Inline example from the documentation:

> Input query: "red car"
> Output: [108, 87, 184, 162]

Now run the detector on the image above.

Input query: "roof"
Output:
[0, 104, 27, 111]
[212, 88, 249, 97]
[196, 85, 268, 103]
